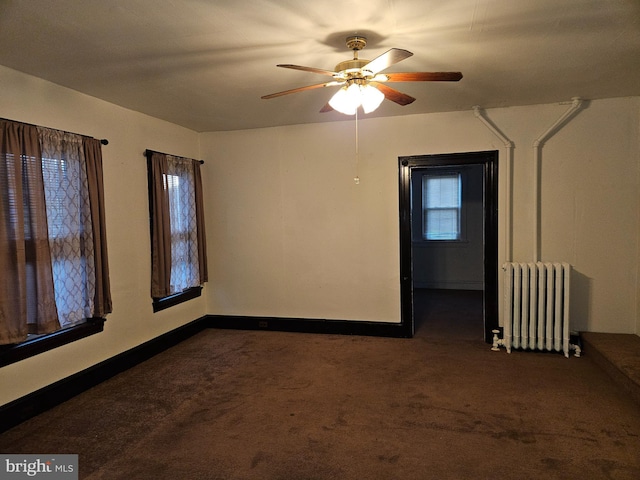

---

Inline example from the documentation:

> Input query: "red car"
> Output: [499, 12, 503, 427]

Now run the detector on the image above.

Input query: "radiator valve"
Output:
[491, 330, 506, 352]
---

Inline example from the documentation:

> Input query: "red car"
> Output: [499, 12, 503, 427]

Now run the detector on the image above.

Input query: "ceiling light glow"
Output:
[329, 83, 384, 115]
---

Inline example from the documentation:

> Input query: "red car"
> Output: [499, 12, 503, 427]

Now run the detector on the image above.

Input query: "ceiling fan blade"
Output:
[319, 103, 334, 113]
[378, 72, 463, 82]
[277, 64, 337, 76]
[363, 48, 413, 75]
[262, 81, 341, 99]
[371, 83, 416, 106]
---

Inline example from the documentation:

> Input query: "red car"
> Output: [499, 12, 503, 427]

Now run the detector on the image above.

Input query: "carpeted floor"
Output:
[1, 290, 639, 479]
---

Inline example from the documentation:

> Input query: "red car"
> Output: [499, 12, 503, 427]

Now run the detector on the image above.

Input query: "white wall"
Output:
[201, 123, 404, 322]
[1, 63, 639, 407]
[489, 98, 640, 333]
[0, 66, 207, 406]
[540, 99, 639, 334]
[202, 97, 640, 335]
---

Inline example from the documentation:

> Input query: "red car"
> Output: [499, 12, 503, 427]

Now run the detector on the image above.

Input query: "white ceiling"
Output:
[1, 0, 639, 132]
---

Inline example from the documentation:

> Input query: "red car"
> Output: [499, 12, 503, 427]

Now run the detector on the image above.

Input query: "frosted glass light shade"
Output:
[329, 84, 359, 115]
[360, 85, 385, 113]
[328, 83, 384, 115]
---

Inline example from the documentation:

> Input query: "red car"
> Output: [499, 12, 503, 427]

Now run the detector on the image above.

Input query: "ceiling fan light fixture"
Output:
[360, 84, 385, 113]
[328, 83, 384, 115]
[263, 35, 463, 114]
[328, 83, 359, 115]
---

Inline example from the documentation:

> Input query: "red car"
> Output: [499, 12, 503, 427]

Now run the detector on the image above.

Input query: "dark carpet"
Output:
[1, 290, 639, 479]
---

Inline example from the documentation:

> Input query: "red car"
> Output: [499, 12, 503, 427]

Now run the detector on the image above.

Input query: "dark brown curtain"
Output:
[193, 160, 208, 284]
[149, 152, 172, 298]
[84, 137, 113, 316]
[0, 120, 59, 344]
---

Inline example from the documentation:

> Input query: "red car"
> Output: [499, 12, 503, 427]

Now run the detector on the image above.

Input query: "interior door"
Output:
[398, 151, 499, 341]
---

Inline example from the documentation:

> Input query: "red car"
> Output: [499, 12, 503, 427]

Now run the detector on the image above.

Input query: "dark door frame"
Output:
[398, 150, 499, 341]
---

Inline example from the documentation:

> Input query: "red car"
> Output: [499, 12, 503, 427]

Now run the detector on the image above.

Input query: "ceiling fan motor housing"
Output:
[334, 58, 371, 75]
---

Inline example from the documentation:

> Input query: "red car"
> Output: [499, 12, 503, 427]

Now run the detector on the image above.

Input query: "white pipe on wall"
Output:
[532, 97, 583, 262]
[473, 105, 515, 262]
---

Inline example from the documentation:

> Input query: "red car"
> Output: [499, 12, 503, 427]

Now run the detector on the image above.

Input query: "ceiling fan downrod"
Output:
[334, 36, 371, 75]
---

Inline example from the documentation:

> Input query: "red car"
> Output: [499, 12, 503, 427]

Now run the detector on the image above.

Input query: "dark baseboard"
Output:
[205, 315, 412, 338]
[1, 314, 409, 433]
[0, 316, 209, 433]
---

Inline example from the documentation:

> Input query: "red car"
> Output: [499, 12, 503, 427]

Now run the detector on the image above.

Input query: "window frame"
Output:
[146, 150, 205, 311]
[419, 170, 467, 244]
[422, 172, 462, 241]
[152, 286, 202, 312]
[0, 120, 110, 367]
[0, 319, 105, 367]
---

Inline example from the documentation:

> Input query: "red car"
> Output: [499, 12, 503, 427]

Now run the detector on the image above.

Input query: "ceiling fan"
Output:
[261, 35, 462, 115]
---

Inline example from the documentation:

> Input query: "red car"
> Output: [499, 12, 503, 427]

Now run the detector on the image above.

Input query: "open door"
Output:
[398, 151, 499, 341]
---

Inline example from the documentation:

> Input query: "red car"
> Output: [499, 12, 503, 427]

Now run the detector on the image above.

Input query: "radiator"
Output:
[495, 262, 579, 358]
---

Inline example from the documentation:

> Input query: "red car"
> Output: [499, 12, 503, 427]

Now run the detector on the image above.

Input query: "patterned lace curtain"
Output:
[38, 128, 96, 327]
[166, 155, 200, 293]
[149, 151, 207, 298]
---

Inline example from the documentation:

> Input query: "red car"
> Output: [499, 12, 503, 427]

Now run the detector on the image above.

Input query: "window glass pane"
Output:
[425, 175, 459, 208]
[423, 173, 461, 240]
[426, 209, 459, 240]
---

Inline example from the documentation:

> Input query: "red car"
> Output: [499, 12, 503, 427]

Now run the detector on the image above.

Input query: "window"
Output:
[0, 120, 111, 365]
[147, 150, 207, 311]
[41, 148, 93, 327]
[422, 173, 462, 240]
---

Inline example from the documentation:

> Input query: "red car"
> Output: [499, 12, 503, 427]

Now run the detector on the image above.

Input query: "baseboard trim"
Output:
[0, 316, 209, 433]
[1, 314, 410, 433]
[205, 315, 411, 338]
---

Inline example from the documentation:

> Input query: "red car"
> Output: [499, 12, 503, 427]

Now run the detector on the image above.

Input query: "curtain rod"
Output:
[0, 117, 108, 145]
[144, 148, 204, 164]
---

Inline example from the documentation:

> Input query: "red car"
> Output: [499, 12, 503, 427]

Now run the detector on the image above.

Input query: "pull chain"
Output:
[354, 108, 360, 184]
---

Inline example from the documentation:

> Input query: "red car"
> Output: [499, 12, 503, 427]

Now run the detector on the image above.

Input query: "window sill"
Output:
[152, 286, 202, 313]
[0, 318, 106, 368]
[412, 239, 470, 248]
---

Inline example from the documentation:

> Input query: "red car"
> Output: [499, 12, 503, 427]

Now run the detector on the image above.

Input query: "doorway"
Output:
[398, 151, 499, 342]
